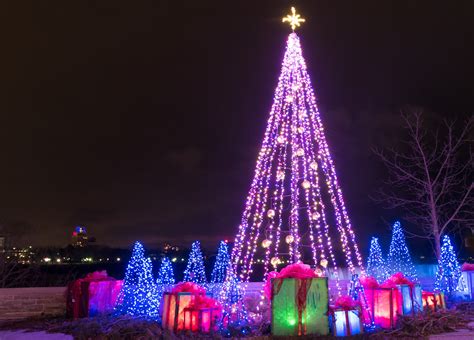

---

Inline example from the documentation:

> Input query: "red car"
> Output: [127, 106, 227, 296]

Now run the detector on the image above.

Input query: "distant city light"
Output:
[116, 257, 121, 262]
[43, 257, 51, 262]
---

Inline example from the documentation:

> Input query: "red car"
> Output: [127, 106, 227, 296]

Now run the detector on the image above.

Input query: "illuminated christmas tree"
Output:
[157, 256, 175, 287]
[211, 241, 230, 284]
[435, 235, 461, 294]
[386, 221, 417, 281]
[230, 8, 363, 292]
[366, 237, 389, 282]
[115, 242, 159, 318]
[183, 241, 207, 284]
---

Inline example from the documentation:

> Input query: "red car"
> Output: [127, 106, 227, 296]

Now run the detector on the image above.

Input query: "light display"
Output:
[366, 237, 389, 283]
[231, 7, 364, 291]
[183, 241, 207, 284]
[434, 235, 461, 294]
[156, 256, 175, 310]
[386, 222, 417, 281]
[114, 241, 159, 319]
[211, 241, 230, 284]
[157, 256, 175, 286]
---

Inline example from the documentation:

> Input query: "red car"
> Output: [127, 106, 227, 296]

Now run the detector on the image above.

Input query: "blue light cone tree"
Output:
[386, 221, 417, 281]
[211, 241, 230, 284]
[157, 256, 175, 286]
[183, 241, 207, 284]
[366, 237, 389, 282]
[435, 235, 461, 295]
[115, 242, 160, 318]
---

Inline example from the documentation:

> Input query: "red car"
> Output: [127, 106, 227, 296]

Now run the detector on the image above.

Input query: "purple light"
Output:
[231, 33, 364, 291]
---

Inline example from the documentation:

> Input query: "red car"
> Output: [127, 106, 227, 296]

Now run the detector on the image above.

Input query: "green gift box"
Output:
[271, 277, 329, 336]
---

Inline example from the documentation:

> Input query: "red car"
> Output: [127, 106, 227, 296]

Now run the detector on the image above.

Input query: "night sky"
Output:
[0, 1, 472, 253]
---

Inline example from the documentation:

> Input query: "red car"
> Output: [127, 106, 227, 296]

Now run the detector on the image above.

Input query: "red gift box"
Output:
[162, 292, 195, 332]
[422, 292, 445, 311]
[364, 287, 403, 329]
[183, 307, 221, 333]
[161, 283, 208, 332]
[66, 271, 121, 318]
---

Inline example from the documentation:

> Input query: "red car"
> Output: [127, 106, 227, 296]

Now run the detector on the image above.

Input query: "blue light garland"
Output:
[183, 241, 207, 284]
[211, 241, 230, 284]
[366, 237, 389, 282]
[386, 221, 417, 281]
[115, 241, 159, 319]
[434, 235, 461, 294]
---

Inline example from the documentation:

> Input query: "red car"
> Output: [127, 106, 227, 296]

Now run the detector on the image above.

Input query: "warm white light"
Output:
[302, 180, 311, 189]
[310, 161, 318, 170]
[285, 235, 295, 244]
[267, 209, 275, 218]
[296, 148, 304, 156]
[261, 239, 272, 248]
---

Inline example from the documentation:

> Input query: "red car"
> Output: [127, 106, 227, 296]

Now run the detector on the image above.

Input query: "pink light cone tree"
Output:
[231, 31, 364, 293]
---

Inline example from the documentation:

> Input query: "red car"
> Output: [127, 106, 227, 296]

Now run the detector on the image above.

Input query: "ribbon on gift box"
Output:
[265, 263, 318, 300]
[172, 282, 206, 294]
[461, 262, 474, 271]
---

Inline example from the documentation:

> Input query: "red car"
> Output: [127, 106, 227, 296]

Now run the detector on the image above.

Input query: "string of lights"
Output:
[183, 240, 207, 284]
[434, 235, 461, 294]
[114, 241, 159, 319]
[366, 237, 389, 282]
[230, 31, 364, 289]
[211, 241, 230, 284]
[386, 221, 417, 281]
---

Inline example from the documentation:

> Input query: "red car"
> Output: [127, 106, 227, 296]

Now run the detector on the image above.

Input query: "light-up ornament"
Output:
[302, 180, 311, 189]
[310, 161, 318, 170]
[320, 259, 328, 268]
[285, 95, 294, 102]
[277, 135, 286, 144]
[312, 211, 320, 220]
[282, 7, 305, 31]
[285, 235, 295, 244]
[271, 257, 280, 267]
[291, 84, 299, 91]
[296, 148, 304, 156]
[267, 209, 276, 218]
[297, 127, 304, 133]
[262, 239, 272, 248]
[315, 268, 323, 277]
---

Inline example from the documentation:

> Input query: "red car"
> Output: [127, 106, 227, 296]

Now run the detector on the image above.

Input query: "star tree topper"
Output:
[282, 7, 305, 31]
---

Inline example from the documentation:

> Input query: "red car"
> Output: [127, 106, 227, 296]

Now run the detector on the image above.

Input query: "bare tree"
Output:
[374, 108, 473, 259]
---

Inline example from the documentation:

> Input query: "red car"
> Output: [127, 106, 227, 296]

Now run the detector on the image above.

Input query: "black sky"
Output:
[0, 1, 472, 253]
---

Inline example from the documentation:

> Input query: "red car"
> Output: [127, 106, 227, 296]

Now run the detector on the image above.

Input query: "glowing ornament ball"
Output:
[285, 235, 295, 244]
[262, 239, 272, 248]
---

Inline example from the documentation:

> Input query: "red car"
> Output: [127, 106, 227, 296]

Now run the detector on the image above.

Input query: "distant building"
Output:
[163, 242, 179, 253]
[72, 226, 88, 247]
[7, 246, 34, 264]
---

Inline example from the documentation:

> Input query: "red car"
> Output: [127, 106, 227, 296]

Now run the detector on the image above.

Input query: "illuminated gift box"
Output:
[183, 307, 221, 333]
[461, 270, 474, 300]
[422, 292, 445, 311]
[271, 277, 329, 336]
[162, 292, 196, 332]
[398, 284, 423, 315]
[66, 271, 122, 318]
[331, 307, 363, 337]
[364, 287, 403, 329]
